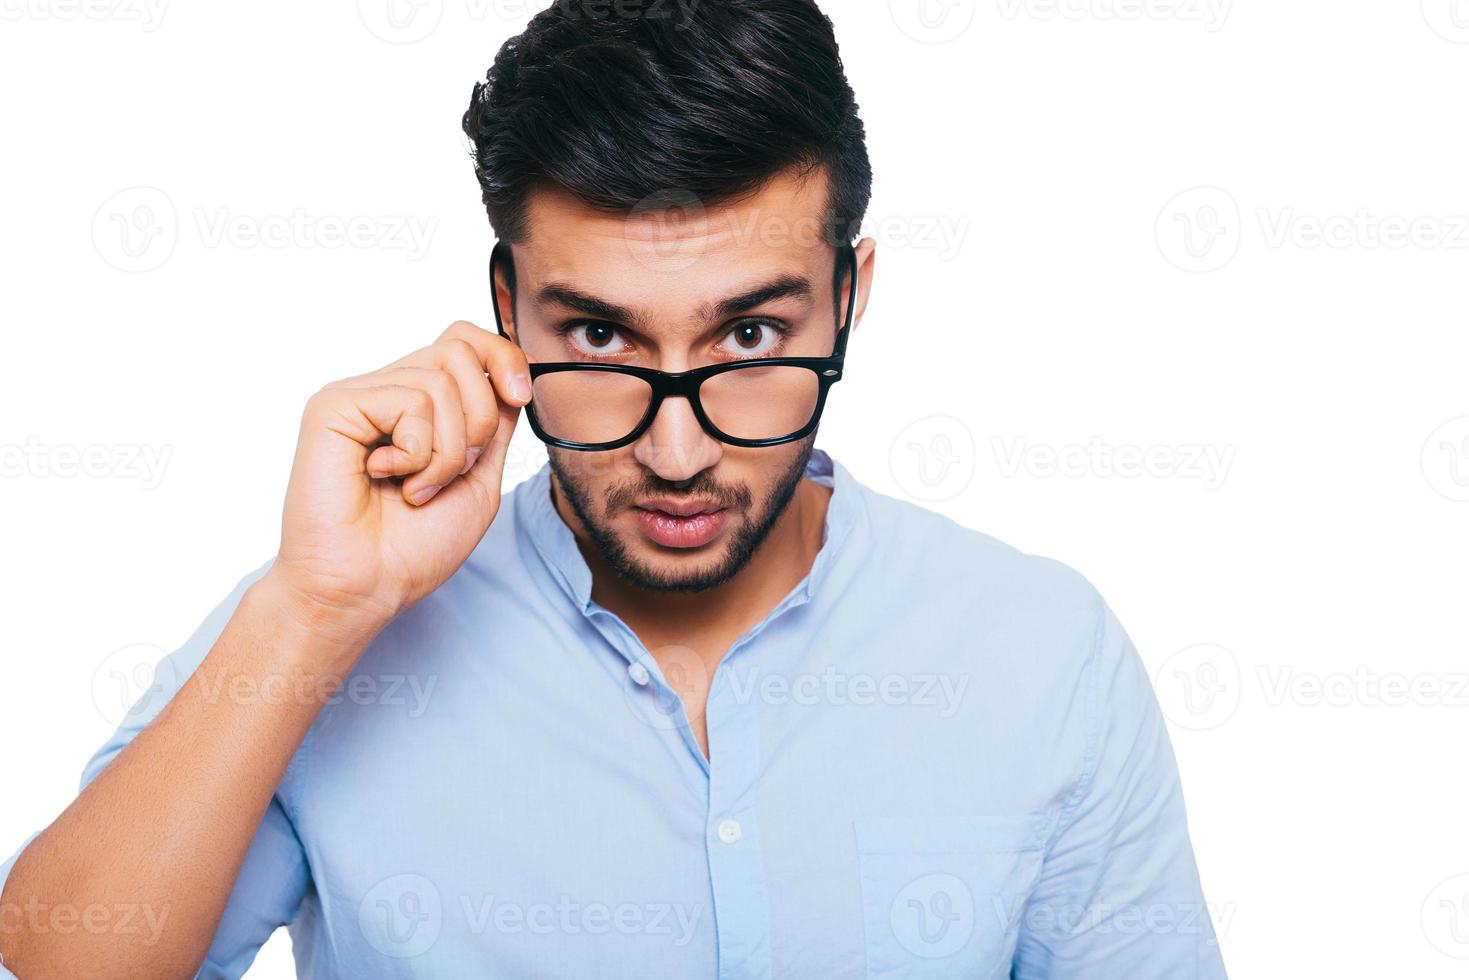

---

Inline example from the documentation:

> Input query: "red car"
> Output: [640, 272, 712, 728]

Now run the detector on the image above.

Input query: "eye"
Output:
[565, 321, 630, 356]
[718, 320, 784, 358]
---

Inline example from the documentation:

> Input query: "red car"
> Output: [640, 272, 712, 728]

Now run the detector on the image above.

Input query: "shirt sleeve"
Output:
[0, 562, 312, 980]
[1011, 600, 1229, 979]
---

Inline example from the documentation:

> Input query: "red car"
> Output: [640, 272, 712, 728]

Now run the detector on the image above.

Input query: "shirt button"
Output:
[627, 662, 650, 686]
[716, 819, 743, 844]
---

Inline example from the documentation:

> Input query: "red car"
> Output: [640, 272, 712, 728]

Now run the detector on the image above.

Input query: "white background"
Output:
[3, 0, 1469, 976]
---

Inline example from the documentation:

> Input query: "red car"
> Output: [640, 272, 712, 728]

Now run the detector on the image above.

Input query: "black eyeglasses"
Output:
[489, 242, 857, 452]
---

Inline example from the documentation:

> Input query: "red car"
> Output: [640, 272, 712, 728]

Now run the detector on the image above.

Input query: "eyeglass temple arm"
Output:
[833, 243, 858, 359]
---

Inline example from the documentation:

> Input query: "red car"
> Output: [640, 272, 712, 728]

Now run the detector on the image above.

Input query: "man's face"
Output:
[498, 168, 863, 592]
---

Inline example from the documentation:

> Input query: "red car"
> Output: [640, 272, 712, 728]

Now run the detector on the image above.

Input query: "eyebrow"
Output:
[535, 273, 815, 326]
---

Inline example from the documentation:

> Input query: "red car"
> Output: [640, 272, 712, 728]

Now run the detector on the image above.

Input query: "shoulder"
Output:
[850, 479, 1106, 645]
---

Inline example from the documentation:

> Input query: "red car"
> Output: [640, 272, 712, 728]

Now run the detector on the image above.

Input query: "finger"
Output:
[334, 367, 467, 505]
[307, 383, 435, 478]
[438, 320, 533, 408]
[419, 338, 501, 475]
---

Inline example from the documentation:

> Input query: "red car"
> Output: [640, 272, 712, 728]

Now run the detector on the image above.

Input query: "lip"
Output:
[639, 497, 724, 518]
[633, 499, 727, 549]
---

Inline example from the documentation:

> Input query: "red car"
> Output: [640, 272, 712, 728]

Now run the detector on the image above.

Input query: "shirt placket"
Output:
[519, 452, 858, 979]
[581, 590, 813, 980]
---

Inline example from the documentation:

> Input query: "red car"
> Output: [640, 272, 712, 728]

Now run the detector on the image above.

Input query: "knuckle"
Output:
[412, 369, 454, 401]
[398, 385, 434, 416]
[501, 342, 529, 370]
[441, 319, 481, 340]
[305, 383, 347, 415]
[440, 337, 478, 363]
[439, 447, 468, 473]
[465, 409, 500, 443]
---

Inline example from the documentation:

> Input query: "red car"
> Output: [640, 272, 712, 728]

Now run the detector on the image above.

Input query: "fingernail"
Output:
[410, 485, 442, 506]
[461, 447, 483, 475]
[510, 373, 532, 403]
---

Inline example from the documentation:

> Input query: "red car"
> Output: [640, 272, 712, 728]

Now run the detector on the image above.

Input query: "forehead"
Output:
[513, 166, 834, 318]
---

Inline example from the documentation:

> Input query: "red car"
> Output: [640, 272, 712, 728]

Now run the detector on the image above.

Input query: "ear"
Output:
[843, 236, 877, 333]
[490, 243, 518, 343]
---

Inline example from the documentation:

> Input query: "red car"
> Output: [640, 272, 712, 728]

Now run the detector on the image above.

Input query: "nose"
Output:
[632, 394, 723, 482]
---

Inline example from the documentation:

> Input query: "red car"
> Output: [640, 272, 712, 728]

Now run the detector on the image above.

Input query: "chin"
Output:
[613, 535, 747, 594]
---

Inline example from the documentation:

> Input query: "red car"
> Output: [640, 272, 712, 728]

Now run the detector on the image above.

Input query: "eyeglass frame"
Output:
[488, 241, 858, 452]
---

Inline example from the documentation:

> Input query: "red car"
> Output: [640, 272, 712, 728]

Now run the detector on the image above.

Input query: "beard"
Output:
[549, 438, 817, 594]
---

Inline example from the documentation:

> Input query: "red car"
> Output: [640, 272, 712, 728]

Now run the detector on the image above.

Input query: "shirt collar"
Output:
[517, 447, 864, 616]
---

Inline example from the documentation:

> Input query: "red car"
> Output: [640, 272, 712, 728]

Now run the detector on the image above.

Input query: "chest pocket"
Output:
[854, 815, 1048, 979]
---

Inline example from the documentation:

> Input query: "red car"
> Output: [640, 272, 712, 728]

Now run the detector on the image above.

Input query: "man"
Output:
[0, 1, 1227, 977]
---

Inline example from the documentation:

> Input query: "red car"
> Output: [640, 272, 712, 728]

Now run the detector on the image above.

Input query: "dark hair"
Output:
[462, 0, 872, 249]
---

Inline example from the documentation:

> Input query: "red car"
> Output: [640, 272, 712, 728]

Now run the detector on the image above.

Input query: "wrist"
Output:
[248, 569, 392, 666]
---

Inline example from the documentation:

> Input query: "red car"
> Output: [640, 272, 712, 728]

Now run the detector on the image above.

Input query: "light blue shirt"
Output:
[1, 449, 1226, 979]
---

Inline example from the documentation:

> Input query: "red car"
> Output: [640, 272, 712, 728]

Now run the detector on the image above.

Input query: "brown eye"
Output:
[567, 322, 629, 356]
[718, 320, 782, 358]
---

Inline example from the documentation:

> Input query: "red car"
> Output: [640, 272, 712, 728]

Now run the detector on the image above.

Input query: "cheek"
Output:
[721, 446, 803, 507]
[551, 448, 645, 520]
[553, 446, 625, 481]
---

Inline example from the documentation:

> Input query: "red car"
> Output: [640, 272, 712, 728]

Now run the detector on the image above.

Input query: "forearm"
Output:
[0, 573, 379, 979]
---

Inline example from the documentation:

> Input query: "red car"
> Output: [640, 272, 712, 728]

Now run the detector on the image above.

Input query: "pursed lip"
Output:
[634, 497, 726, 518]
